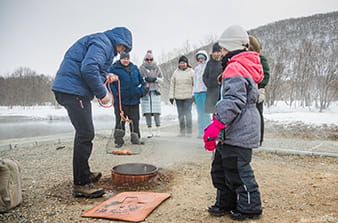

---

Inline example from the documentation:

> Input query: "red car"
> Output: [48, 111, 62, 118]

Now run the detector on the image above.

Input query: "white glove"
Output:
[258, 88, 265, 104]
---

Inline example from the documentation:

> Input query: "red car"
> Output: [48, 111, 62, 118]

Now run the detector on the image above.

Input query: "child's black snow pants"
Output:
[211, 143, 262, 214]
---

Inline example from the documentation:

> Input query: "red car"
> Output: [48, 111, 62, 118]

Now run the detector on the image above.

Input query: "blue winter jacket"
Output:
[52, 27, 132, 100]
[109, 61, 145, 105]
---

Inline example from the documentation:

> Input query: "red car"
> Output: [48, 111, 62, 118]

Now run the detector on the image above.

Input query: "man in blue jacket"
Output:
[52, 27, 132, 198]
[109, 52, 145, 148]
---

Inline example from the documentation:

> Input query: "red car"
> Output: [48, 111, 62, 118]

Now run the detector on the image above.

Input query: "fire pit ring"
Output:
[111, 163, 158, 184]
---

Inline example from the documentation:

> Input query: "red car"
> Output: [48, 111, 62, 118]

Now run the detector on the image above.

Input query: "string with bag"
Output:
[99, 77, 134, 153]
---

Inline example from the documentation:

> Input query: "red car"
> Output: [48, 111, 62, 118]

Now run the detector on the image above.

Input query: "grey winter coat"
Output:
[139, 62, 163, 114]
[215, 51, 263, 149]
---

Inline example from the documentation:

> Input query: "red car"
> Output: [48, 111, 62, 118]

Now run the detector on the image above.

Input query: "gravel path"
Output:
[0, 121, 337, 222]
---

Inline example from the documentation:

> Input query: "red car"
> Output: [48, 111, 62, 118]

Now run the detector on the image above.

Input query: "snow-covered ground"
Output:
[0, 101, 337, 140]
[264, 101, 338, 125]
[1, 101, 337, 125]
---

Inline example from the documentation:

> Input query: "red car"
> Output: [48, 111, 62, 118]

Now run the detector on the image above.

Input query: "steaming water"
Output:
[0, 104, 195, 140]
[0, 117, 115, 140]
[0, 116, 177, 140]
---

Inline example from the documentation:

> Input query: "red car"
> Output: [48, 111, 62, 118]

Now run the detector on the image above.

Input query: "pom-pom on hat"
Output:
[144, 50, 153, 59]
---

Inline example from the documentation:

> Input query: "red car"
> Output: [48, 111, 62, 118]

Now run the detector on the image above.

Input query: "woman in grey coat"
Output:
[139, 50, 163, 137]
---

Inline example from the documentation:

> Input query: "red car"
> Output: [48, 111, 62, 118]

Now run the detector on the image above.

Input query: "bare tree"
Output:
[312, 41, 338, 111]
[0, 67, 54, 106]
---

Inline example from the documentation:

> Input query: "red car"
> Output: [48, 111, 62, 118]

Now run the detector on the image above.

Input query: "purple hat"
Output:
[144, 50, 153, 59]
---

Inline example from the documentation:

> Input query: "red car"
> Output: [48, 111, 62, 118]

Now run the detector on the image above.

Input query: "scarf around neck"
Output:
[143, 62, 157, 70]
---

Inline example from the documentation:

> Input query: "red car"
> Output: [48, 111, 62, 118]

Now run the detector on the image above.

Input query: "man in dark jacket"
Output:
[203, 42, 223, 113]
[52, 27, 132, 198]
[109, 52, 145, 148]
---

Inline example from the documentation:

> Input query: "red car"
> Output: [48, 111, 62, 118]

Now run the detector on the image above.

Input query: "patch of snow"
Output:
[0, 101, 337, 126]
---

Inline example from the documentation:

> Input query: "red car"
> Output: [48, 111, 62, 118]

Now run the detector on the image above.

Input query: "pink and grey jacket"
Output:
[215, 51, 264, 148]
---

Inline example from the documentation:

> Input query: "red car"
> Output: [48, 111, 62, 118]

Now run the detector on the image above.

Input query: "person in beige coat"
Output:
[168, 55, 194, 136]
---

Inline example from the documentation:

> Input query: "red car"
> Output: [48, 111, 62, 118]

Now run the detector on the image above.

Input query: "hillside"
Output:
[159, 11, 338, 109]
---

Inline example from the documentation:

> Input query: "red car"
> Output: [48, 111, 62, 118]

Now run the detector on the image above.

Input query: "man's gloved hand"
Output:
[145, 77, 157, 82]
[258, 88, 265, 104]
[106, 73, 119, 83]
[203, 118, 225, 151]
[169, 98, 174, 105]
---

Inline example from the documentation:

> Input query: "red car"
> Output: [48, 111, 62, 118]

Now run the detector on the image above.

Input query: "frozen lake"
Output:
[0, 102, 337, 140]
[0, 116, 115, 140]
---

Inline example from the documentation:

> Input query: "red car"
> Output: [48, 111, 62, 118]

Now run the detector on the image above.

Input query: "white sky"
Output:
[0, 0, 337, 76]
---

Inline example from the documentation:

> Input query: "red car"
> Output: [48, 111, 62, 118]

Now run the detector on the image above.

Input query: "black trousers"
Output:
[256, 102, 264, 146]
[113, 104, 140, 144]
[54, 92, 94, 185]
[211, 143, 262, 214]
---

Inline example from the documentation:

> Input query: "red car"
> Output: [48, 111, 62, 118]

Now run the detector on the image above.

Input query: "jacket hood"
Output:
[195, 50, 209, 62]
[225, 51, 263, 83]
[104, 27, 132, 53]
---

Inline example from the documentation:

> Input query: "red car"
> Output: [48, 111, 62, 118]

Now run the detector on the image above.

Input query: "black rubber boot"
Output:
[208, 205, 230, 216]
[229, 209, 262, 221]
[114, 129, 125, 147]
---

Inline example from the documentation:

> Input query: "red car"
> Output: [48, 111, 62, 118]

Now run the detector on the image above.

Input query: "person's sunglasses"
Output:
[146, 58, 153, 61]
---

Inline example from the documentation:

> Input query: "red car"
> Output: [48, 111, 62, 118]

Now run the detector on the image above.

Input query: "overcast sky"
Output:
[0, 0, 337, 76]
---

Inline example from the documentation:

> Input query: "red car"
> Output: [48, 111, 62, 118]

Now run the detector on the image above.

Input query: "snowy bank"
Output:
[0, 101, 337, 126]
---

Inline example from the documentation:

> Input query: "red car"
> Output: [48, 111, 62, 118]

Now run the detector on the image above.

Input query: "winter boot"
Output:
[114, 129, 125, 148]
[147, 128, 153, 138]
[89, 172, 102, 183]
[131, 132, 145, 145]
[155, 127, 160, 137]
[208, 205, 230, 216]
[73, 183, 105, 198]
[229, 209, 262, 221]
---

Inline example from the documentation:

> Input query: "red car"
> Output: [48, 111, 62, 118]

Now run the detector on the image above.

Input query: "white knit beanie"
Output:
[218, 25, 249, 52]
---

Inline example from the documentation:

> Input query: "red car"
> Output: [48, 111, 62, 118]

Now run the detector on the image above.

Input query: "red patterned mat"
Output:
[81, 192, 171, 222]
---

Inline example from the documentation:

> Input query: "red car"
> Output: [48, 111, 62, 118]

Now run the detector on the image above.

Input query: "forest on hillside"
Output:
[159, 11, 338, 111]
[0, 11, 337, 111]
[0, 67, 54, 106]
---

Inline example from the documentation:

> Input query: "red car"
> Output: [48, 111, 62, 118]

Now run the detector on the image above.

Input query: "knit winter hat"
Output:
[248, 35, 261, 54]
[197, 54, 206, 59]
[120, 51, 130, 60]
[178, 55, 189, 64]
[144, 50, 153, 59]
[195, 50, 208, 61]
[212, 42, 222, 52]
[218, 25, 249, 52]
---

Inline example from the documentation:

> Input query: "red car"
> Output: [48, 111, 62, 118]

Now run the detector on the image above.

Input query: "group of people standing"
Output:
[169, 44, 224, 138]
[51, 24, 270, 221]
